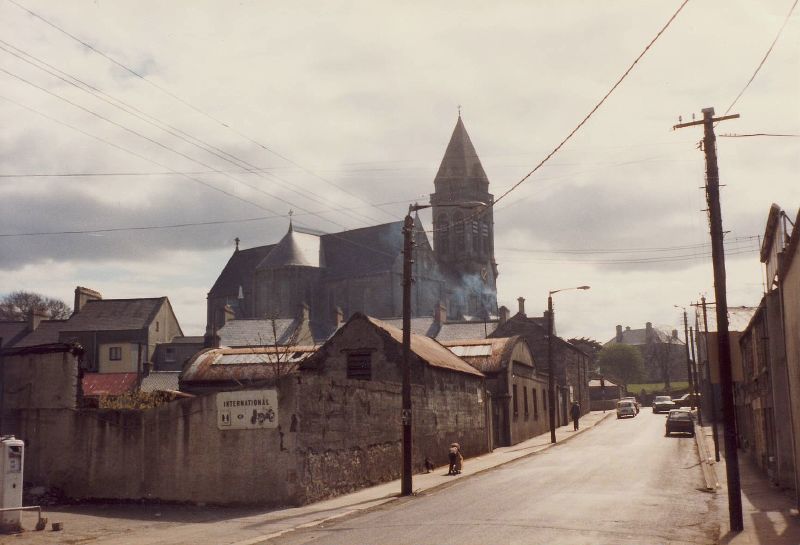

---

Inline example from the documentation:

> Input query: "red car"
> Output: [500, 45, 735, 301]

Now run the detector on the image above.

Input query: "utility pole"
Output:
[547, 294, 556, 444]
[401, 213, 414, 496]
[680, 308, 695, 410]
[675, 107, 742, 532]
[689, 326, 702, 425]
[699, 297, 721, 461]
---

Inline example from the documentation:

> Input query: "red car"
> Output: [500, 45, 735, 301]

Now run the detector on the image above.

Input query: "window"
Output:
[523, 386, 529, 418]
[481, 222, 489, 255]
[533, 389, 539, 419]
[512, 384, 518, 416]
[453, 212, 465, 252]
[156, 321, 160, 332]
[164, 347, 176, 362]
[543, 389, 548, 413]
[346, 352, 371, 380]
[471, 221, 479, 252]
[109, 346, 122, 361]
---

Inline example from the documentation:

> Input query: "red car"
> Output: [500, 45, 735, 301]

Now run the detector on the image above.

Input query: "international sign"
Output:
[216, 389, 278, 430]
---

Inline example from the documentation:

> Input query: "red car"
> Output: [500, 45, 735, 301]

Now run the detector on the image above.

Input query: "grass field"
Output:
[626, 381, 689, 394]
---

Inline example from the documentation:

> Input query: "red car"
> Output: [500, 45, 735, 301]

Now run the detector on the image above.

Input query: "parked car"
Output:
[616, 400, 637, 419]
[620, 396, 640, 414]
[652, 396, 677, 414]
[665, 409, 695, 436]
[672, 393, 701, 408]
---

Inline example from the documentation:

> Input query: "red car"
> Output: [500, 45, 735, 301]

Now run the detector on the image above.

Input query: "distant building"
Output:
[206, 116, 499, 340]
[604, 322, 687, 384]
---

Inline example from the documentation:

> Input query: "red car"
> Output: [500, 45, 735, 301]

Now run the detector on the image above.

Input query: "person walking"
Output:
[570, 401, 581, 431]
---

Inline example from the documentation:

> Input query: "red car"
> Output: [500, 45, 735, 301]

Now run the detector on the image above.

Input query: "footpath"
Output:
[698, 425, 800, 544]
[8, 411, 611, 545]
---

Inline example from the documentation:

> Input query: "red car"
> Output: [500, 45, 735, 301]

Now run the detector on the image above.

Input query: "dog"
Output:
[424, 457, 435, 473]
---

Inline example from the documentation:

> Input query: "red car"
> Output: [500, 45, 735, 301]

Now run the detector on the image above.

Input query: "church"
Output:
[205, 116, 499, 339]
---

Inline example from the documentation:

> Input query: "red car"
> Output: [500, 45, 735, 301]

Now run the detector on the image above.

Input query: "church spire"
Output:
[433, 115, 489, 191]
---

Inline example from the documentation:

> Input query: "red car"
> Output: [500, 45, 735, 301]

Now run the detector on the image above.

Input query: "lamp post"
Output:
[401, 200, 486, 496]
[547, 285, 590, 444]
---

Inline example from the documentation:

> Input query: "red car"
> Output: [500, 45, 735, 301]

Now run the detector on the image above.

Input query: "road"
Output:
[270, 410, 718, 545]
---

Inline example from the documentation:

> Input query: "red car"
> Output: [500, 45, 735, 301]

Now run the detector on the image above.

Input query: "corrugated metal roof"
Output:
[82, 373, 139, 397]
[440, 337, 520, 373]
[181, 345, 318, 384]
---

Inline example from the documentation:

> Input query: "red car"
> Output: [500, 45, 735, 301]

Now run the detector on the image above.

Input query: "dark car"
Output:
[665, 409, 694, 436]
[652, 396, 677, 414]
[673, 393, 701, 408]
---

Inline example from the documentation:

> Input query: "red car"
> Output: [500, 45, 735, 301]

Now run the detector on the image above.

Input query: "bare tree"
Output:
[0, 290, 71, 321]
[245, 315, 315, 386]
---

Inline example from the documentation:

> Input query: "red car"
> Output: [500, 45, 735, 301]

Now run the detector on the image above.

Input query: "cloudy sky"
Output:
[0, 0, 798, 342]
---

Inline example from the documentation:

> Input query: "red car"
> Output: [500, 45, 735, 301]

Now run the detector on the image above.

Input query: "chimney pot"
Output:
[517, 297, 526, 316]
[499, 305, 510, 325]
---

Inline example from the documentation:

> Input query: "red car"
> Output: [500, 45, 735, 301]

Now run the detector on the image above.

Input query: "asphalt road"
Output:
[270, 410, 719, 545]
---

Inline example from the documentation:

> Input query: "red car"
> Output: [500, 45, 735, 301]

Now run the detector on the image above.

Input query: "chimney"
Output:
[28, 308, 48, 332]
[645, 322, 653, 342]
[499, 305, 510, 325]
[298, 302, 310, 323]
[434, 302, 447, 324]
[73, 286, 102, 314]
[223, 304, 235, 325]
[672, 329, 679, 339]
[616, 325, 623, 342]
[626, 326, 631, 331]
[333, 306, 344, 329]
[517, 297, 526, 316]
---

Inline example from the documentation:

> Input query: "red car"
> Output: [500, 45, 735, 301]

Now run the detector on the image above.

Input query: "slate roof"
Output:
[365, 316, 483, 377]
[605, 326, 686, 346]
[12, 320, 68, 348]
[701, 306, 759, 333]
[434, 116, 490, 188]
[321, 222, 404, 280]
[0, 321, 29, 348]
[63, 298, 166, 331]
[257, 227, 323, 269]
[209, 245, 274, 297]
[169, 335, 205, 344]
[82, 373, 139, 397]
[140, 371, 181, 393]
[218, 318, 302, 347]
[380, 317, 498, 341]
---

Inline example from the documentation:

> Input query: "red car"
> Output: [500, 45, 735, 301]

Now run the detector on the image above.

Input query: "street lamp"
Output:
[401, 200, 486, 496]
[547, 285, 590, 444]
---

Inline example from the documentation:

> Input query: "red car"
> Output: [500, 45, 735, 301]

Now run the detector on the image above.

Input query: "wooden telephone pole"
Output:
[674, 107, 742, 532]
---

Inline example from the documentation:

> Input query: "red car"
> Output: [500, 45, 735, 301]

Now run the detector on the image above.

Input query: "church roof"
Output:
[210, 244, 274, 297]
[321, 221, 405, 279]
[258, 226, 323, 269]
[433, 116, 489, 189]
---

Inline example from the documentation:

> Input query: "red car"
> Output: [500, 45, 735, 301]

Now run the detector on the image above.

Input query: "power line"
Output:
[425, 0, 692, 233]
[500, 247, 758, 266]
[0, 40, 384, 228]
[720, 132, 800, 138]
[0, 199, 416, 238]
[0, 66, 356, 230]
[497, 235, 759, 256]
[5, 0, 399, 223]
[723, 0, 799, 115]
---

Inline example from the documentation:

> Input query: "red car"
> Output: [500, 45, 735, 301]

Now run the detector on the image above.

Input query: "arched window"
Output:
[471, 221, 480, 253]
[436, 214, 450, 255]
[481, 221, 489, 255]
[453, 212, 465, 252]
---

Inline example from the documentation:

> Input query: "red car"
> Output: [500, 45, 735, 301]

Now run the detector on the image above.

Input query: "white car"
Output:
[616, 400, 637, 419]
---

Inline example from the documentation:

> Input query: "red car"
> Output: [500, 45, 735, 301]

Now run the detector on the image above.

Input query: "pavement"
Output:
[8, 411, 613, 545]
[698, 424, 800, 544]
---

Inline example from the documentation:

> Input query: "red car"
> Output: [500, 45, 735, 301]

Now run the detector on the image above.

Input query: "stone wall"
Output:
[2, 347, 79, 410]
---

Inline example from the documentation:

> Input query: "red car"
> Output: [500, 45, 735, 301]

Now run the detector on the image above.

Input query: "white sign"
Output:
[216, 389, 278, 430]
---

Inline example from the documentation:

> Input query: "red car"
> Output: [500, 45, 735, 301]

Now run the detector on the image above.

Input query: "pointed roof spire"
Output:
[433, 115, 489, 188]
[288, 209, 294, 232]
[234, 237, 240, 252]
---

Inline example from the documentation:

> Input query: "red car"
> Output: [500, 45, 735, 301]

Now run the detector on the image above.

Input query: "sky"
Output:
[0, 0, 798, 343]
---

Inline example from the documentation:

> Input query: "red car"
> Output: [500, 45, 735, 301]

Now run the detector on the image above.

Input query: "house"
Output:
[441, 336, 547, 448]
[489, 298, 591, 426]
[150, 336, 205, 372]
[604, 322, 687, 384]
[588, 378, 623, 410]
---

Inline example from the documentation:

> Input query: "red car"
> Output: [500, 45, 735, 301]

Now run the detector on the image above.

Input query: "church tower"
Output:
[430, 115, 498, 318]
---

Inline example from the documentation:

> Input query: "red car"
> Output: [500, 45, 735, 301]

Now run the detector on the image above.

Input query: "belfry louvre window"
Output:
[347, 352, 372, 380]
